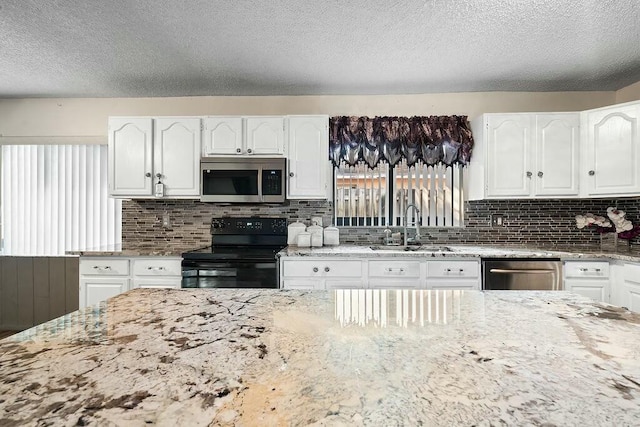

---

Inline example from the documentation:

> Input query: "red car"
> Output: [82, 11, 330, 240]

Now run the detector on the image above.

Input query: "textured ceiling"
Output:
[1, 0, 640, 98]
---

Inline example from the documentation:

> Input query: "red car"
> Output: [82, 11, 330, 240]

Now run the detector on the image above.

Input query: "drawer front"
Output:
[282, 259, 363, 278]
[564, 261, 609, 278]
[369, 260, 421, 278]
[133, 258, 182, 277]
[427, 261, 479, 278]
[80, 258, 129, 276]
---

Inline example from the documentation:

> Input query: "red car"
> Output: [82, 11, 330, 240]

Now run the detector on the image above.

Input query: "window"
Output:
[1, 145, 122, 255]
[334, 160, 464, 227]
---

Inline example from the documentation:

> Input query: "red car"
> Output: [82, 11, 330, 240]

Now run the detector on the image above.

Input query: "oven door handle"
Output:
[489, 268, 555, 274]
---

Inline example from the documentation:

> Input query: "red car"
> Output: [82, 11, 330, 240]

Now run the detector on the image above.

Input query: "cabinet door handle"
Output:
[324, 267, 330, 272]
[236, 148, 242, 153]
[145, 172, 151, 177]
[313, 267, 318, 272]
[93, 265, 111, 270]
[579, 268, 588, 272]
[289, 172, 295, 177]
[537, 171, 543, 178]
[526, 171, 532, 178]
[247, 148, 253, 154]
[588, 170, 595, 176]
[595, 268, 601, 272]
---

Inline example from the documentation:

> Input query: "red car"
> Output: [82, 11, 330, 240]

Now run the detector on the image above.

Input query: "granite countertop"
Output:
[279, 244, 640, 262]
[1, 289, 640, 425]
[67, 244, 201, 257]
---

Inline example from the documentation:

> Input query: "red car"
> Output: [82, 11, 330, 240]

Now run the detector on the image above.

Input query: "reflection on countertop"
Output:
[2, 288, 640, 425]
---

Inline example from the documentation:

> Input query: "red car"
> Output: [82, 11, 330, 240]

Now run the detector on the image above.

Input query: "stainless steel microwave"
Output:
[200, 157, 286, 203]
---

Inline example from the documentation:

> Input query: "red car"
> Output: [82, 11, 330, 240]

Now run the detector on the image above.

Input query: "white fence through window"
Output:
[334, 160, 464, 227]
[1, 145, 122, 255]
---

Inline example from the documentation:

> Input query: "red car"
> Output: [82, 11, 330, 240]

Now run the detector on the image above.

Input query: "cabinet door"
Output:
[245, 117, 285, 155]
[154, 118, 201, 197]
[486, 114, 532, 197]
[287, 116, 329, 199]
[565, 280, 609, 303]
[80, 278, 129, 309]
[622, 279, 640, 313]
[280, 279, 324, 290]
[585, 103, 640, 196]
[369, 280, 422, 289]
[202, 117, 243, 155]
[428, 281, 480, 290]
[534, 114, 580, 196]
[132, 278, 181, 289]
[108, 117, 153, 196]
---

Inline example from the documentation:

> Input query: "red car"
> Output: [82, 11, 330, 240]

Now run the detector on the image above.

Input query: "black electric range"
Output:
[181, 217, 287, 288]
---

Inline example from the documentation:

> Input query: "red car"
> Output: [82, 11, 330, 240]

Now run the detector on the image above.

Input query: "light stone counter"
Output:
[1, 289, 640, 425]
[279, 244, 640, 262]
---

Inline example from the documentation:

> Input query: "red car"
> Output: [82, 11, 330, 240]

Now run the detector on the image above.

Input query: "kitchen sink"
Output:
[369, 245, 453, 252]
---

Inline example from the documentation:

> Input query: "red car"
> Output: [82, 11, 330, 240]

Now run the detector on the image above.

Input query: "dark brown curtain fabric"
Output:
[329, 116, 474, 168]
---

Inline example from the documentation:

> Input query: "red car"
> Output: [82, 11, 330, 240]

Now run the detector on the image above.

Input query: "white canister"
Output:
[307, 224, 323, 247]
[323, 227, 340, 246]
[287, 221, 307, 245]
[311, 216, 323, 227]
[296, 231, 311, 247]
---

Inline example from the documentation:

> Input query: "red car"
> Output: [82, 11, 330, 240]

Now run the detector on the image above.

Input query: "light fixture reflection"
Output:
[334, 289, 464, 327]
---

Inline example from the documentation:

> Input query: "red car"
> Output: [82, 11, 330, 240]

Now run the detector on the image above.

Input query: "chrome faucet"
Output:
[404, 203, 421, 246]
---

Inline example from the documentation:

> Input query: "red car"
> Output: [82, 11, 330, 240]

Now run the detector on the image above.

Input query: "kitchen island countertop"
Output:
[1, 289, 639, 426]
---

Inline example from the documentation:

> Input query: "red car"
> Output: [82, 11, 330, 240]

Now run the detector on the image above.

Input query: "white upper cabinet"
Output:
[486, 114, 532, 197]
[202, 117, 243, 155]
[109, 116, 201, 198]
[472, 112, 580, 199]
[286, 115, 329, 199]
[108, 117, 154, 197]
[534, 114, 580, 196]
[582, 101, 640, 197]
[202, 116, 285, 156]
[245, 116, 285, 155]
[154, 118, 201, 197]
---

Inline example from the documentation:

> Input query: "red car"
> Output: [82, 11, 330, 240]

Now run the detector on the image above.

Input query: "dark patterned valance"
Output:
[329, 115, 474, 168]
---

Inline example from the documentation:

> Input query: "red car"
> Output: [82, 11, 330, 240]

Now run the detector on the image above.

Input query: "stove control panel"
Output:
[210, 217, 287, 235]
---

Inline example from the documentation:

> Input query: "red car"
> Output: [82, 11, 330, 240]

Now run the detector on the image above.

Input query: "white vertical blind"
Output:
[1, 145, 122, 255]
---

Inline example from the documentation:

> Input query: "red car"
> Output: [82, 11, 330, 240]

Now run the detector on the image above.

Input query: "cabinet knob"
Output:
[589, 170, 595, 176]
[537, 171, 543, 178]
[324, 267, 330, 272]
[247, 148, 253, 154]
[445, 268, 451, 272]
[145, 172, 151, 178]
[236, 148, 242, 153]
[459, 268, 464, 272]
[595, 268, 601, 272]
[289, 172, 295, 177]
[526, 171, 532, 178]
[313, 267, 318, 272]
[579, 268, 588, 272]
[156, 173, 162, 179]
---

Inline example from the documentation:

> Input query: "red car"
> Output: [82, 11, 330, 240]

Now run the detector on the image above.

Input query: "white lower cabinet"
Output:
[280, 259, 364, 290]
[426, 260, 481, 290]
[621, 263, 640, 312]
[564, 261, 610, 303]
[80, 278, 129, 309]
[79, 256, 182, 308]
[280, 257, 480, 290]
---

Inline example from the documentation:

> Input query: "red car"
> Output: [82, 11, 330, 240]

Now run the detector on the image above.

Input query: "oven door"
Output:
[182, 259, 279, 289]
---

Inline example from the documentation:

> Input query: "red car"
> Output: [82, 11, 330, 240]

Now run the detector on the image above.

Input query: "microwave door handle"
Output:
[257, 168, 263, 202]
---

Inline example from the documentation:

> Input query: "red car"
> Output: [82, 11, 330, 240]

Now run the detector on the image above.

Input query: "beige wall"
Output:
[0, 91, 616, 144]
[616, 80, 640, 103]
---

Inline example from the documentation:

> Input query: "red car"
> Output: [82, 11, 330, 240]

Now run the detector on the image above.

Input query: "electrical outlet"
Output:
[491, 214, 504, 227]
[162, 213, 171, 229]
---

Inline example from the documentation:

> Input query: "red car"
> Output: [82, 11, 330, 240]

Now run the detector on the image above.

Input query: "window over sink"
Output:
[333, 159, 464, 227]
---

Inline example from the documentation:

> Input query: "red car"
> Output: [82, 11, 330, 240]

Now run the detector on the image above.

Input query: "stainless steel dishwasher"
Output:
[482, 258, 563, 290]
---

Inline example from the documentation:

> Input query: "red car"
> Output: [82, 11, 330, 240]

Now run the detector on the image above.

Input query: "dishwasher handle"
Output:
[489, 268, 555, 274]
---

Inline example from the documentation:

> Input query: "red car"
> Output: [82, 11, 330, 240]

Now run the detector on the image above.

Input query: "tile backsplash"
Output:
[122, 198, 640, 251]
